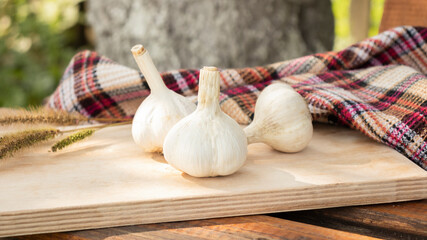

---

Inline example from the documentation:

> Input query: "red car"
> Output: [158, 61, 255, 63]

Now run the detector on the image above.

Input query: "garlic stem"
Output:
[131, 44, 168, 94]
[197, 67, 221, 113]
[243, 124, 261, 144]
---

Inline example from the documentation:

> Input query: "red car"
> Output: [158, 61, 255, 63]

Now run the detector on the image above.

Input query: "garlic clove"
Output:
[163, 67, 248, 177]
[131, 45, 196, 152]
[244, 82, 313, 153]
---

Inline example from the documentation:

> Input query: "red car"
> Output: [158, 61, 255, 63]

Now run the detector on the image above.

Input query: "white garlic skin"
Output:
[244, 83, 313, 153]
[132, 90, 196, 152]
[130, 44, 196, 152]
[163, 67, 248, 177]
[163, 109, 248, 177]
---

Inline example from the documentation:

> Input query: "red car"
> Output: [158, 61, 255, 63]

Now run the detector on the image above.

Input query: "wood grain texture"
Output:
[8, 215, 380, 240]
[380, 0, 427, 32]
[0, 124, 426, 237]
[272, 200, 427, 240]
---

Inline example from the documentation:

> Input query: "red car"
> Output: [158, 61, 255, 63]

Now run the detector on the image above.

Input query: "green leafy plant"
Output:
[0, 0, 85, 107]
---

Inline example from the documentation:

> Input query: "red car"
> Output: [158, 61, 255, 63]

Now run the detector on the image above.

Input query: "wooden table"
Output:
[5, 199, 425, 240]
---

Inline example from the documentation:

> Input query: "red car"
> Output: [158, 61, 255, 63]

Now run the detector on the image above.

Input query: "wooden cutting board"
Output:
[0, 124, 426, 237]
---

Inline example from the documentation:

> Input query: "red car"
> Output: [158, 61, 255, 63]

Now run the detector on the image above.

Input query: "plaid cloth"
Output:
[46, 26, 427, 170]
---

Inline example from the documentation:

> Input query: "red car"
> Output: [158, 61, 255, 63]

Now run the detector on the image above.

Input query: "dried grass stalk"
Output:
[0, 128, 59, 159]
[0, 107, 131, 126]
[0, 107, 87, 126]
[51, 129, 95, 152]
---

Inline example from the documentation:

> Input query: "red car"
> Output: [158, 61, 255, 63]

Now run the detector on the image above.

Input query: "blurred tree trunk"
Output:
[87, 0, 334, 71]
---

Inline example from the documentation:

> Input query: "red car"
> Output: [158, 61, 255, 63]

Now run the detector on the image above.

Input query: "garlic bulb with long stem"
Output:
[163, 67, 248, 177]
[131, 45, 196, 152]
[244, 82, 313, 152]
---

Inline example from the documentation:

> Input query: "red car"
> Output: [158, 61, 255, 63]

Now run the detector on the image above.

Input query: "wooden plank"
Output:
[380, 0, 427, 32]
[8, 215, 380, 240]
[272, 200, 427, 239]
[0, 124, 426, 237]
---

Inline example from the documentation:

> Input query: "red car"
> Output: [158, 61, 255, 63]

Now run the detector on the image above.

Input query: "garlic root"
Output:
[131, 45, 196, 152]
[244, 83, 313, 153]
[163, 67, 248, 177]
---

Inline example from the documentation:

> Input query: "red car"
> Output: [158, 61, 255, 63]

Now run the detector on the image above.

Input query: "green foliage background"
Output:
[332, 0, 385, 50]
[0, 0, 85, 107]
[0, 0, 385, 107]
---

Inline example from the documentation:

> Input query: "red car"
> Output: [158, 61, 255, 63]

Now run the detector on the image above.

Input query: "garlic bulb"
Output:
[131, 45, 196, 152]
[163, 67, 248, 177]
[244, 82, 313, 152]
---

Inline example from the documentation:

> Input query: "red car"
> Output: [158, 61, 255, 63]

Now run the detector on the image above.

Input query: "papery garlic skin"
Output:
[244, 83, 313, 153]
[132, 91, 195, 152]
[163, 67, 247, 177]
[131, 45, 196, 152]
